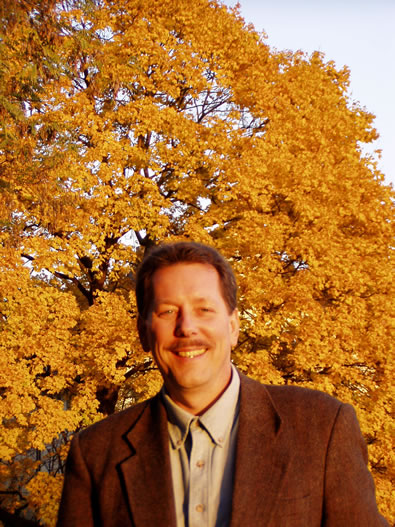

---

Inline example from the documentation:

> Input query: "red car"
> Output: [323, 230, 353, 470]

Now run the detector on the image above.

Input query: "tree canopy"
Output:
[0, 0, 393, 524]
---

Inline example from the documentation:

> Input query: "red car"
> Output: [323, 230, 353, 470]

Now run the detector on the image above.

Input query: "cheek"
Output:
[209, 323, 233, 343]
[150, 324, 172, 347]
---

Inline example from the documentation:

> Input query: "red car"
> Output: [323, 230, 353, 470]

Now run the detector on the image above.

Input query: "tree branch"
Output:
[0, 507, 41, 527]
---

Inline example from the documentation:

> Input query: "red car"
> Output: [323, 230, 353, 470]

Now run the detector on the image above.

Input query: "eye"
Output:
[158, 308, 176, 318]
[199, 306, 214, 313]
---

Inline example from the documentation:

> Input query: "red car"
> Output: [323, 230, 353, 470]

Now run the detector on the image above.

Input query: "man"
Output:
[57, 241, 389, 527]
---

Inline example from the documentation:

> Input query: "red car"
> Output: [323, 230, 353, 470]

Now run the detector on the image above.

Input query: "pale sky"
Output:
[224, 0, 395, 188]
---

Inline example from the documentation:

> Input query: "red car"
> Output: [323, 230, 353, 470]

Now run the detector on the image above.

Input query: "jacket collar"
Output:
[120, 394, 177, 527]
[230, 373, 292, 526]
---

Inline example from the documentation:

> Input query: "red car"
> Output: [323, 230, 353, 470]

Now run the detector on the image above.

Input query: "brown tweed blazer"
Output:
[57, 372, 389, 527]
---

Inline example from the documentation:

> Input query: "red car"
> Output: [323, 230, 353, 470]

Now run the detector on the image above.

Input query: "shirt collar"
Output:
[162, 364, 240, 450]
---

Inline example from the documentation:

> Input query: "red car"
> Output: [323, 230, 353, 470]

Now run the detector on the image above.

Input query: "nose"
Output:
[174, 309, 197, 337]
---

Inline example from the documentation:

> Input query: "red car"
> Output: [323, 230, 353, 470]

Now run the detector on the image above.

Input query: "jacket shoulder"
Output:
[239, 372, 344, 425]
[75, 395, 158, 450]
[265, 382, 342, 411]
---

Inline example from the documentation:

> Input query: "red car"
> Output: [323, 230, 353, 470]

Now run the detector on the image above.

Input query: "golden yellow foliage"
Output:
[1, 0, 393, 524]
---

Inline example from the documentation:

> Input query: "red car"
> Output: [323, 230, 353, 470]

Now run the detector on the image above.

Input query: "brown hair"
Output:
[136, 242, 237, 318]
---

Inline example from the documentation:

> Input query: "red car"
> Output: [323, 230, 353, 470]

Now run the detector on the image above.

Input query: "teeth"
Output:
[176, 349, 206, 358]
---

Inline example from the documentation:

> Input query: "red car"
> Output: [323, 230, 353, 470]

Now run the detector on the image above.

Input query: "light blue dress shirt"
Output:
[162, 364, 240, 527]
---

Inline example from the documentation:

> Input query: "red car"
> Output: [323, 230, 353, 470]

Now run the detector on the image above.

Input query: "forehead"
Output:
[151, 263, 223, 302]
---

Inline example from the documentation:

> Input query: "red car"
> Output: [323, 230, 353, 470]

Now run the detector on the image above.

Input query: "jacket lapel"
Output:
[230, 374, 293, 526]
[119, 395, 177, 527]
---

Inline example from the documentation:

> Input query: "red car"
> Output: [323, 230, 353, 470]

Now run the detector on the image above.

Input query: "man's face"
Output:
[138, 263, 239, 411]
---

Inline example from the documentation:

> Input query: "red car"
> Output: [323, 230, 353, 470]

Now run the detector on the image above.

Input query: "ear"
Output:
[229, 309, 240, 347]
[137, 315, 151, 352]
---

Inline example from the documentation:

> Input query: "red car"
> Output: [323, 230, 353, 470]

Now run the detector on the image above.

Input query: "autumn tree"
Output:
[0, 0, 393, 525]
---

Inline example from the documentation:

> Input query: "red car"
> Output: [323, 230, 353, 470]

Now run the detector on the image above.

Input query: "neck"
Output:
[167, 369, 233, 416]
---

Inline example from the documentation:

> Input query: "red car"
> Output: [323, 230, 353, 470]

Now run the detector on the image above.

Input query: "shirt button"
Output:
[218, 436, 224, 443]
[195, 504, 205, 513]
[196, 460, 205, 468]
[176, 440, 182, 447]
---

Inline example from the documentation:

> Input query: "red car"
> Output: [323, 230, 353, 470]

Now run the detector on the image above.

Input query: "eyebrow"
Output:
[154, 296, 215, 306]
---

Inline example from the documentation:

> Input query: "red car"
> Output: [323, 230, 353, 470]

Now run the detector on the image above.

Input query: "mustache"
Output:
[170, 339, 210, 351]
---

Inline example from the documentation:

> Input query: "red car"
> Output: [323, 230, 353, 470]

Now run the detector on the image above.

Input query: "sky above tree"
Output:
[225, 0, 395, 187]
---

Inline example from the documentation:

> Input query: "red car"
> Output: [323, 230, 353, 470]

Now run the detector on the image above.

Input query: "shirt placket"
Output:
[188, 419, 210, 527]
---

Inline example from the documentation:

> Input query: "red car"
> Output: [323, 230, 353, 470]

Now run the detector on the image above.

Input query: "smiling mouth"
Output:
[174, 349, 207, 358]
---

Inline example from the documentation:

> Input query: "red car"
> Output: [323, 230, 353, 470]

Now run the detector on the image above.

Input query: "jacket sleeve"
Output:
[56, 432, 96, 527]
[323, 403, 389, 526]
